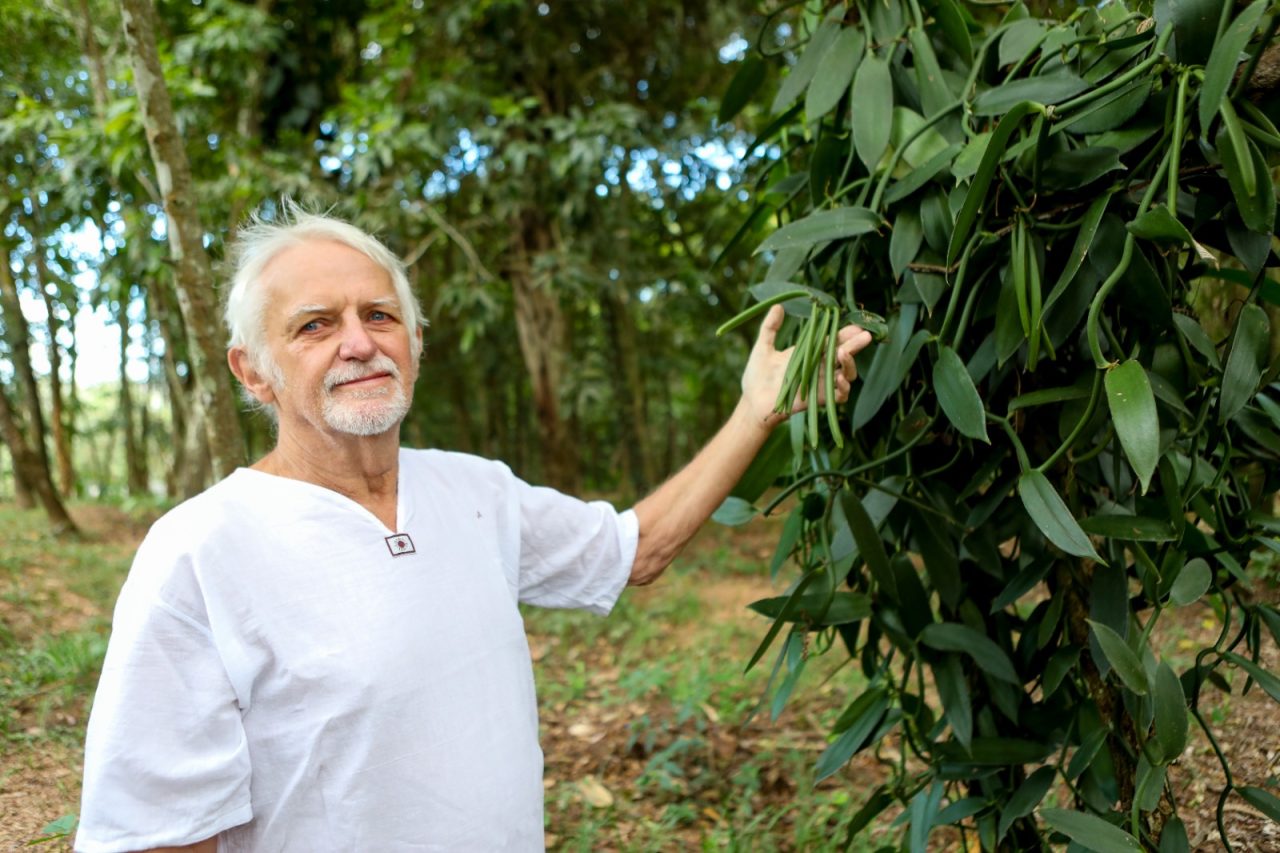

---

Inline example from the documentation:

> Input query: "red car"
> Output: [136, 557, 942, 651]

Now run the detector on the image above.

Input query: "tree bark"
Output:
[118, 296, 148, 496]
[119, 0, 245, 482]
[508, 209, 577, 491]
[0, 256, 77, 532]
[29, 211, 75, 497]
[601, 285, 655, 495]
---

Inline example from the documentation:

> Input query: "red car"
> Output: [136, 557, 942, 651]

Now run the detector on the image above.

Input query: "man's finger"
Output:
[756, 304, 786, 351]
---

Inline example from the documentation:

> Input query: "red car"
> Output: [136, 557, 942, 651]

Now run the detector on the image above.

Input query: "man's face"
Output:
[251, 240, 420, 438]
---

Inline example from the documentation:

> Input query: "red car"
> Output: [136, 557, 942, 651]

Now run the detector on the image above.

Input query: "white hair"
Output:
[223, 199, 426, 417]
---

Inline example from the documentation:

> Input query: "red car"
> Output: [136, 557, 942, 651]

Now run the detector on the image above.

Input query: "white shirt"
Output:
[76, 449, 637, 853]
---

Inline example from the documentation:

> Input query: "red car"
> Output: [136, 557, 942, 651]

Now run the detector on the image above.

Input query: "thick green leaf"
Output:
[972, 72, 1088, 116]
[934, 345, 990, 442]
[1044, 193, 1110, 312]
[1152, 660, 1189, 764]
[908, 27, 953, 117]
[1218, 120, 1275, 234]
[920, 622, 1021, 684]
[1008, 382, 1090, 412]
[817, 689, 891, 780]
[1224, 652, 1280, 703]
[1238, 786, 1280, 824]
[1043, 646, 1079, 697]
[999, 766, 1055, 840]
[1105, 360, 1160, 493]
[1039, 807, 1141, 852]
[719, 56, 766, 124]
[772, 19, 841, 114]
[1169, 558, 1212, 605]
[1220, 303, 1270, 422]
[754, 207, 882, 255]
[712, 496, 756, 526]
[852, 306, 924, 430]
[749, 590, 872, 626]
[1040, 146, 1125, 191]
[1173, 313, 1222, 370]
[884, 141, 964, 204]
[890, 208, 924, 279]
[846, 786, 894, 837]
[851, 54, 893, 170]
[998, 19, 1046, 67]
[948, 101, 1040, 264]
[1079, 515, 1175, 542]
[1018, 470, 1103, 562]
[1059, 78, 1150, 135]
[770, 507, 803, 581]
[929, 0, 973, 63]
[806, 28, 865, 121]
[1160, 817, 1190, 853]
[844, 486, 896, 596]
[946, 737, 1053, 765]
[1199, 0, 1268, 133]
[933, 655, 973, 747]
[1127, 204, 1195, 244]
[1089, 620, 1150, 695]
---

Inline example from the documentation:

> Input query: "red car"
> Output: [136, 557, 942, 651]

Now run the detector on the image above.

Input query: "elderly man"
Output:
[75, 205, 871, 853]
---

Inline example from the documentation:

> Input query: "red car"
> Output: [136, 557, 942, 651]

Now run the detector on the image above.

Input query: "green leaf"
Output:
[844, 487, 896, 597]
[945, 736, 1053, 765]
[1044, 193, 1111, 313]
[1224, 652, 1280, 703]
[772, 19, 841, 114]
[920, 622, 1021, 684]
[712, 496, 756, 526]
[1220, 304, 1271, 422]
[1088, 620, 1150, 695]
[852, 305, 924, 430]
[749, 590, 872, 626]
[817, 689, 891, 781]
[934, 346, 991, 442]
[1105, 360, 1160, 493]
[1079, 515, 1175, 542]
[1169, 558, 1212, 606]
[770, 508, 803, 582]
[1008, 382, 1090, 412]
[851, 53, 894, 170]
[908, 27, 953, 118]
[1238, 786, 1280, 824]
[755, 207, 882, 255]
[999, 19, 1046, 67]
[884, 141, 963, 204]
[719, 56, 766, 124]
[1039, 807, 1141, 852]
[1152, 660, 1189, 764]
[1173, 314, 1222, 370]
[999, 766, 1055, 841]
[1042, 646, 1079, 697]
[948, 101, 1040, 264]
[929, 0, 972, 64]
[846, 786, 894, 836]
[1127, 204, 1195, 244]
[1018, 470, 1103, 562]
[1218, 117, 1275, 234]
[1160, 817, 1190, 853]
[890, 208, 924, 279]
[1198, 0, 1268, 133]
[933, 655, 973, 747]
[806, 28, 865, 121]
[971, 72, 1087, 116]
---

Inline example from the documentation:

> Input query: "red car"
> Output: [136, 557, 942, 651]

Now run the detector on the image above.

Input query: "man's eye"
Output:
[300, 320, 321, 333]
[370, 311, 390, 322]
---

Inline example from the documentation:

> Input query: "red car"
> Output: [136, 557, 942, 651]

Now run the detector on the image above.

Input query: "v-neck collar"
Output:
[232, 450, 410, 535]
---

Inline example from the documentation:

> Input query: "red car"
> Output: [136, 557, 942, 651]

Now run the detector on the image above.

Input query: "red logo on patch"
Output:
[385, 533, 416, 557]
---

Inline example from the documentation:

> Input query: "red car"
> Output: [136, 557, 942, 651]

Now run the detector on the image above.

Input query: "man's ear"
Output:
[227, 347, 277, 406]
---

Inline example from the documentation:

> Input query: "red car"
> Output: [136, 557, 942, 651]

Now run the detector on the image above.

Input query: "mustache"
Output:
[323, 356, 401, 391]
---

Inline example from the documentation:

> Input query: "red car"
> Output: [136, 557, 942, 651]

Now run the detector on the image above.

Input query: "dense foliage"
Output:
[717, 0, 1280, 848]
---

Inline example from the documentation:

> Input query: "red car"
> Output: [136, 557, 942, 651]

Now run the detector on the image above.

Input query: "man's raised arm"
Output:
[629, 305, 872, 585]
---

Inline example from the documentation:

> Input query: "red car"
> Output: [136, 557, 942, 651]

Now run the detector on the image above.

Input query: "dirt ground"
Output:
[1, 507, 1278, 850]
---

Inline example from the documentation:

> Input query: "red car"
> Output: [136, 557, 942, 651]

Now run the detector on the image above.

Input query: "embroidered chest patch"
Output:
[385, 533, 416, 557]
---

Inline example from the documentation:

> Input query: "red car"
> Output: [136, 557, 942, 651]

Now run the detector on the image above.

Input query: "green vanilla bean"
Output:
[715, 289, 811, 337]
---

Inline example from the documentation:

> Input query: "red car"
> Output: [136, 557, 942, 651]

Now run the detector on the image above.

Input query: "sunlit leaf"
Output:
[1105, 360, 1160, 493]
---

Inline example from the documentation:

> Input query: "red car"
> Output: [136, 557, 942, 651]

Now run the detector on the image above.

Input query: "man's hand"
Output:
[629, 303, 875, 585]
[739, 304, 875, 432]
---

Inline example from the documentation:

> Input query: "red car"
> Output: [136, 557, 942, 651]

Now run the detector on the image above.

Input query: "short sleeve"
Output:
[505, 474, 638, 615]
[76, 541, 252, 853]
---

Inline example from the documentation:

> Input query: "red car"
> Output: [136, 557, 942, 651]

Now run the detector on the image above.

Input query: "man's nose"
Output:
[337, 318, 378, 360]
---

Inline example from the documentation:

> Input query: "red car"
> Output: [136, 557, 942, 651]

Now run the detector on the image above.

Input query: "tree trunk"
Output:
[27, 213, 75, 498]
[508, 210, 577, 491]
[0, 257, 77, 532]
[118, 297, 148, 496]
[601, 285, 655, 496]
[119, 0, 245, 482]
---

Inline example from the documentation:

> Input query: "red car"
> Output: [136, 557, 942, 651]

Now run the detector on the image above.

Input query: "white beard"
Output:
[320, 356, 411, 436]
